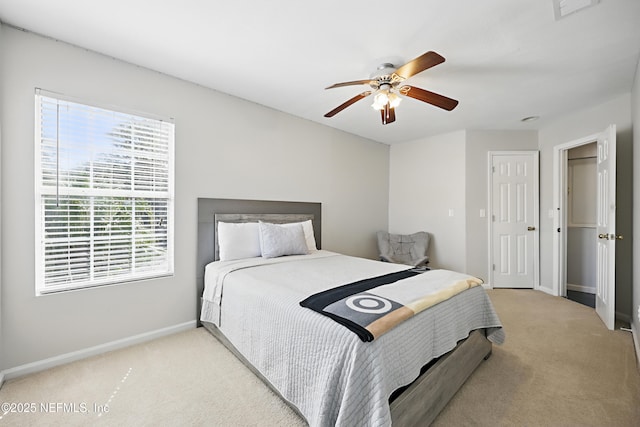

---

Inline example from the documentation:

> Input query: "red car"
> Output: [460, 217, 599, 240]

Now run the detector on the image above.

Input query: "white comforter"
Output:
[201, 250, 504, 427]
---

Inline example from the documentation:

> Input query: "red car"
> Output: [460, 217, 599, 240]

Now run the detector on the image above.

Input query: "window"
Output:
[35, 90, 174, 294]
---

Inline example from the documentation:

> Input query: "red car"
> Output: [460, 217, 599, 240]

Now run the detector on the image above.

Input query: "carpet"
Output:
[1, 289, 638, 426]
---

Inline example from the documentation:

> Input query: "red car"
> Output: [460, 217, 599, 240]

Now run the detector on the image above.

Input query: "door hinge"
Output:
[492, 264, 495, 271]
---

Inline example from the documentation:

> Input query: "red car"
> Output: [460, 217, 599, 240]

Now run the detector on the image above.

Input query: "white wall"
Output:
[632, 56, 640, 346]
[464, 130, 538, 281]
[538, 94, 633, 318]
[0, 27, 390, 370]
[389, 130, 538, 279]
[388, 131, 466, 272]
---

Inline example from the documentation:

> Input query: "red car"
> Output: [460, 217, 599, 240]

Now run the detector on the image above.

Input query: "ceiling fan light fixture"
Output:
[388, 92, 401, 108]
[372, 84, 402, 110]
[372, 91, 390, 110]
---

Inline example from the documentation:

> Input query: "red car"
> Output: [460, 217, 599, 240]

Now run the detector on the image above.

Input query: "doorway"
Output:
[566, 143, 597, 308]
[553, 125, 617, 330]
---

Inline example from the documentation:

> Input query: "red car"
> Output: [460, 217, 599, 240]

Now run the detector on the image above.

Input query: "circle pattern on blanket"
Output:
[345, 295, 392, 314]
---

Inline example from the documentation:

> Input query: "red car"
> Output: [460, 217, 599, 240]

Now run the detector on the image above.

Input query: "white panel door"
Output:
[595, 125, 617, 330]
[491, 152, 538, 288]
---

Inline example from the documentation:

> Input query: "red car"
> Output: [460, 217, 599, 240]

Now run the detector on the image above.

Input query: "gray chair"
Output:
[376, 231, 430, 267]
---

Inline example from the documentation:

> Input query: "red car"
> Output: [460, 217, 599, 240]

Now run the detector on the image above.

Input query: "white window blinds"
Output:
[35, 90, 174, 294]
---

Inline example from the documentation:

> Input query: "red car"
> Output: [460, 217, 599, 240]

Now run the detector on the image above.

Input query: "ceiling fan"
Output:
[324, 51, 458, 125]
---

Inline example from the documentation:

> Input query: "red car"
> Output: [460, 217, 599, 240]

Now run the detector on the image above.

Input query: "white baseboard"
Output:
[0, 320, 196, 384]
[632, 323, 640, 371]
[567, 283, 595, 294]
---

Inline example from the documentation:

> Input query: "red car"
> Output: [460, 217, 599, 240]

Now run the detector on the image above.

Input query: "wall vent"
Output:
[552, 0, 599, 20]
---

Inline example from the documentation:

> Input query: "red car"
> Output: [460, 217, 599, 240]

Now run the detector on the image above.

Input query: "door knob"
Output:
[527, 226, 536, 231]
[598, 233, 608, 239]
[615, 235, 624, 240]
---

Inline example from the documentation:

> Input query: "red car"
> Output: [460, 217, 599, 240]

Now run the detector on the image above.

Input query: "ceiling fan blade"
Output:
[399, 85, 459, 111]
[324, 91, 372, 118]
[393, 51, 445, 80]
[380, 105, 396, 125]
[325, 80, 374, 90]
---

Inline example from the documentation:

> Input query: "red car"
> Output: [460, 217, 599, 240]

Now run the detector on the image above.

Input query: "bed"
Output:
[197, 198, 504, 426]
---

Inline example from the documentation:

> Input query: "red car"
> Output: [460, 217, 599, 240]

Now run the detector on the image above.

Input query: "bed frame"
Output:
[197, 198, 492, 426]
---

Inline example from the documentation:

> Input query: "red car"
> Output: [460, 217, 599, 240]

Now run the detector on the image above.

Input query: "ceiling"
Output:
[1, 0, 639, 145]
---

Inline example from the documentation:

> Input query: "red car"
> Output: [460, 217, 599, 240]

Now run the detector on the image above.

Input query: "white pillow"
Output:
[259, 222, 309, 258]
[281, 220, 317, 251]
[217, 222, 261, 261]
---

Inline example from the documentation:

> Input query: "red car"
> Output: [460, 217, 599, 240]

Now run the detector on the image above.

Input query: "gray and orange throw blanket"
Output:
[300, 269, 483, 342]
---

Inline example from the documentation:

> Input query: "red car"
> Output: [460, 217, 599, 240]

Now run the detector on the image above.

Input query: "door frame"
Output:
[487, 150, 540, 289]
[552, 132, 602, 297]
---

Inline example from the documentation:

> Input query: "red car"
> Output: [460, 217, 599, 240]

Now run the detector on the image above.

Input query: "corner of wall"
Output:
[0, 19, 5, 375]
[632, 323, 640, 372]
[632, 47, 640, 352]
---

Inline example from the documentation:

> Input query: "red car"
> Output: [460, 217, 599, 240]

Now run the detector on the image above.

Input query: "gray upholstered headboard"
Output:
[196, 198, 322, 320]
